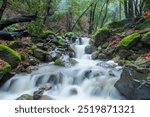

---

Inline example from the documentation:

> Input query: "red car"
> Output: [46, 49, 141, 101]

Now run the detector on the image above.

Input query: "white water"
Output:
[0, 37, 124, 100]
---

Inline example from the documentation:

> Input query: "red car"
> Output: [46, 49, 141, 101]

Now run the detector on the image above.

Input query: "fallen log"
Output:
[0, 14, 37, 30]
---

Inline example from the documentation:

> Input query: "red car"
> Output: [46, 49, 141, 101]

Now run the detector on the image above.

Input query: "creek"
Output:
[0, 37, 124, 100]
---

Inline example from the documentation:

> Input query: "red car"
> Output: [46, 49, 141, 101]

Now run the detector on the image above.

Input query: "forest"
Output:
[0, 0, 150, 100]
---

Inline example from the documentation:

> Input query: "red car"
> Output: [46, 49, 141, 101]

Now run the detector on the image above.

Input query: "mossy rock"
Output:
[0, 44, 21, 68]
[43, 30, 55, 36]
[135, 18, 150, 30]
[93, 27, 111, 47]
[113, 55, 120, 63]
[54, 58, 63, 66]
[141, 31, 150, 44]
[65, 32, 75, 38]
[0, 61, 11, 74]
[119, 33, 141, 48]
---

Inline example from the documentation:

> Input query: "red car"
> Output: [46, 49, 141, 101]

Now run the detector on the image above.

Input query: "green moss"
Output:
[32, 45, 37, 50]
[119, 33, 141, 48]
[0, 44, 21, 68]
[8, 41, 16, 47]
[43, 30, 55, 35]
[19, 53, 26, 61]
[142, 31, 150, 43]
[113, 55, 120, 63]
[54, 58, 62, 66]
[0, 61, 11, 74]
[65, 32, 75, 38]
[135, 19, 150, 30]
[124, 60, 132, 65]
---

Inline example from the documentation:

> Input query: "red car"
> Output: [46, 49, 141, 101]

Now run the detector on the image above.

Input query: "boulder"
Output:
[85, 45, 95, 54]
[115, 65, 150, 99]
[119, 33, 141, 49]
[16, 94, 33, 100]
[91, 51, 99, 60]
[0, 44, 21, 68]
[33, 49, 52, 62]
[93, 27, 111, 47]
[8, 41, 30, 49]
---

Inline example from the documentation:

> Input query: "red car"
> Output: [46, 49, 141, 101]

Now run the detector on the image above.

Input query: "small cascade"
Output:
[0, 37, 124, 100]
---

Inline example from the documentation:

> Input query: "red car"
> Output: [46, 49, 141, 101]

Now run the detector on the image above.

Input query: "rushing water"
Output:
[0, 37, 124, 100]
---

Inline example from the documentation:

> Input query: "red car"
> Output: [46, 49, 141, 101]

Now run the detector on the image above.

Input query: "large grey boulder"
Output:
[115, 65, 150, 100]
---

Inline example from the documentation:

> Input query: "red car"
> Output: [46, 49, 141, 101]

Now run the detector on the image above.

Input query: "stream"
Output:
[0, 37, 124, 100]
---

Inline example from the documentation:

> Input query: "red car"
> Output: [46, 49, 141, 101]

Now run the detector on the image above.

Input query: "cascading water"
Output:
[0, 37, 124, 100]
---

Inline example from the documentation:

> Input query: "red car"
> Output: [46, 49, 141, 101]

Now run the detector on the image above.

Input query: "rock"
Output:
[93, 27, 111, 47]
[39, 83, 52, 91]
[47, 73, 63, 85]
[85, 45, 95, 54]
[97, 46, 102, 53]
[118, 49, 131, 59]
[8, 41, 30, 49]
[141, 31, 150, 45]
[40, 95, 54, 100]
[0, 72, 14, 87]
[33, 89, 44, 100]
[16, 94, 33, 100]
[0, 61, 11, 80]
[36, 43, 44, 50]
[102, 42, 109, 49]
[0, 44, 21, 68]
[33, 49, 47, 61]
[115, 65, 150, 99]
[119, 33, 141, 49]
[49, 50, 61, 60]
[108, 70, 115, 77]
[55, 55, 78, 67]
[91, 51, 99, 60]
[27, 56, 40, 66]
[33, 49, 52, 62]
[98, 53, 107, 59]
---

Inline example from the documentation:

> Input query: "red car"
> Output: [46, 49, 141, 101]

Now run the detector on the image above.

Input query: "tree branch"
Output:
[0, 14, 37, 30]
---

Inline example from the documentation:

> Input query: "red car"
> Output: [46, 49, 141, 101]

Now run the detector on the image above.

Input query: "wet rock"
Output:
[102, 42, 109, 49]
[69, 88, 78, 95]
[39, 83, 52, 91]
[115, 65, 150, 99]
[85, 45, 95, 54]
[108, 70, 115, 77]
[33, 89, 44, 100]
[47, 73, 63, 85]
[16, 94, 33, 100]
[98, 53, 107, 59]
[40, 95, 54, 100]
[91, 51, 99, 60]
[0, 72, 14, 87]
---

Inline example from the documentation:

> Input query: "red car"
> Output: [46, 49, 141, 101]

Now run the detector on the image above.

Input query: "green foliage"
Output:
[119, 33, 141, 48]
[142, 31, 150, 43]
[19, 53, 26, 61]
[0, 61, 11, 74]
[0, 44, 21, 67]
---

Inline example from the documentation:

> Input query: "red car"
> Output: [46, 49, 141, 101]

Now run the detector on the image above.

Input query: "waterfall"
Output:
[0, 37, 124, 100]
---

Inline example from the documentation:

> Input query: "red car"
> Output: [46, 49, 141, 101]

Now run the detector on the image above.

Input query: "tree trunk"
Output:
[88, 2, 97, 34]
[124, 0, 128, 18]
[100, 0, 109, 27]
[0, 14, 37, 30]
[0, 0, 7, 20]
[128, 0, 134, 18]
